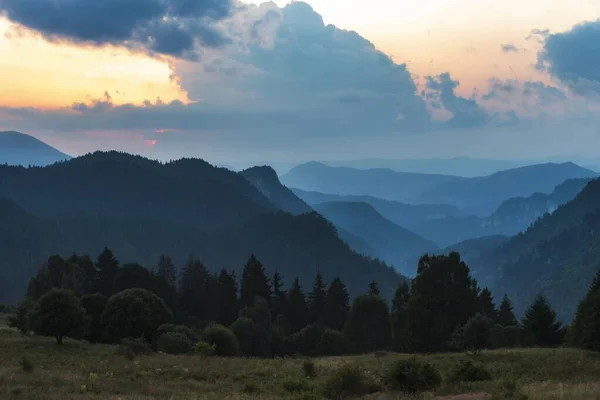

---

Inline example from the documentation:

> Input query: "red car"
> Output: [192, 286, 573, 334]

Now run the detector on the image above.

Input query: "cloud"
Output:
[424, 73, 489, 128]
[501, 44, 519, 53]
[537, 19, 600, 94]
[0, 0, 233, 59]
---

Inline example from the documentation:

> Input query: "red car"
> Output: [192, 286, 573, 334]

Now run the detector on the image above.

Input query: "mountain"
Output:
[292, 188, 463, 227]
[241, 166, 312, 215]
[418, 162, 598, 215]
[409, 178, 591, 247]
[313, 201, 439, 275]
[325, 157, 526, 177]
[0, 151, 404, 304]
[0, 131, 71, 166]
[281, 162, 465, 203]
[462, 178, 600, 320]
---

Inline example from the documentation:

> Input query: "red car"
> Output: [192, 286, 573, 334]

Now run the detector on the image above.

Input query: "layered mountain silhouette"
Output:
[313, 201, 439, 275]
[0, 151, 403, 304]
[0, 131, 70, 166]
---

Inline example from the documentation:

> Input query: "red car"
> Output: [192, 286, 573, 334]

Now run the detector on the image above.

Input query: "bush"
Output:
[8, 297, 35, 334]
[157, 332, 193, 355]
[290, 324, 324, 356]
[317, 329, 346, 356]
[283, 378, 310, 393]
[451, 313, 494, 354]
[384, 358, 441, 394]
[194, 341, 216, 356]
[202, 324, 238, 356]
[20, 356, 34, 373]
[493, 377, 528, 400]
[121, 337, 153, 355]
[102, 288, 173, 343]
[303, 359, 317, 378]
[322, 364, 380, 399]
[447, 359, 492, 383]
[230, 317, 270, 357]
[503, 325, 522, 347]
[115, 344, 136, 361]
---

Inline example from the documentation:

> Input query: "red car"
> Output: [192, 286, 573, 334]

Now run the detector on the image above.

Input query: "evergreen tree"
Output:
[391, 281, 410, 352]
[285, 278, 308, 333]
[216, 269, 239, 326]
[322, 277, 350, 331]
[94, 247, 119, 296]
[240, 254, 271, 309]
[368, 280, 380, 296]
[521, 294, 563, 347]
[345, 294, 391, 352]
[179, 255, 214, 322]
[479, 287, 498, 322]
[497, 294, 519, 327]
[308, 272, 327, 324]
[155, 255, 177, 290]
[406, 252, 480, 353]
[271, 271, 286, 321]
[571, 271, 600, 350]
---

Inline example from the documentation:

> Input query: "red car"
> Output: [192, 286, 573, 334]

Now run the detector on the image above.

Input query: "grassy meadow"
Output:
[1, 319, 600, 399]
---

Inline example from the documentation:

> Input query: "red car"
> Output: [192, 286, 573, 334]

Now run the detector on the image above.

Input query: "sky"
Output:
[0, 0, 599, 166]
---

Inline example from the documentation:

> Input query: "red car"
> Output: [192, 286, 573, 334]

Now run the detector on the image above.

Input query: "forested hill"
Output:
[0, 152, 404, 304]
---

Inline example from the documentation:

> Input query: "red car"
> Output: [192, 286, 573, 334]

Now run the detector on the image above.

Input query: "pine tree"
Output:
[479, 287, 498, 322]
[406, 252, 480, 352]
[570, 271, 600, 350]
[368, 280, 380, 296]
[179, 255, 213, 322]
[391, 281, 410, 351]
[240, 254, 271, 309]
[155, 254, 177, 290]
[94, 247, 119, 296]
[216, 269, 239, 326]
[322, 277, 350, 331]
[497, 294, 518, 327]
[271, 271, 286, 321]
[345, 294, 391, 352]
[521, 294, 563, 347]
[285, 278, 308, 332]
[308, 272, 327, 324]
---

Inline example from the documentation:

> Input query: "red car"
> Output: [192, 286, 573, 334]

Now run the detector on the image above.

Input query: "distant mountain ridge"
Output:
[0, 131, 70, 166]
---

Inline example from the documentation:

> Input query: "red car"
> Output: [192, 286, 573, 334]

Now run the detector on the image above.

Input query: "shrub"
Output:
[493, 377, 528, 400]
[303, 359, 317, 378]
[503, 325, 522, 347]
[20, 356, 34, 373]
[283, 378, 310, 393]
[384, 358, 441, 394]
[121, 337, 153, 355]
[115, 344, 136, 361]
[230, 317, 270, 357]
[194, 341, 216, 356]
[201, 324, 238, 356]
[157, 332, 193, 355]
[102, 288, 173, 343]
[322, 364, 380, 399]
[175, 325, 200, 343]
[242, 381, 260, 394]
[317, 329, 346, 356]
[290, 324, 324, 356]
[451, 313, 494, 354]
[447, 359, 492, 383]
[29, 289, 85, 344]
[8, 297, 35, 334]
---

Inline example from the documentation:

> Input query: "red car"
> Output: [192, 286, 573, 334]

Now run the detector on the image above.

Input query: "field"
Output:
[2, 321, 600, 399]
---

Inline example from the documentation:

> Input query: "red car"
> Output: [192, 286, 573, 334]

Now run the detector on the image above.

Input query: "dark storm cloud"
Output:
[537, 19, 600, 94]
[425, 73, 489, 128]
[0, 0, 233, 58]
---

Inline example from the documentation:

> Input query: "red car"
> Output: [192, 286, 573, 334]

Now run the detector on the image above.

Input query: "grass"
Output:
[2, 327, 600, 399]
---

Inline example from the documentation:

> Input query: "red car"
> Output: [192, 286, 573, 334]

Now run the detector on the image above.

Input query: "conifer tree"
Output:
[285, 278, 308, 332]
[479, 287, 498, 322]
[155, 254, 177, 290]
[271, 271, 286, 321]
[345, 294, 391, 352]
[368, 280, 380, 296]
[308, 272, 327, 324]
[391, 281, 410, 351]
[216, 269, 239, 326]
[497, 294, 519, 327]
[179, 255, 213, 322]
[322, 277, 350, 331]
[521, 294, 563, 347]
[94, 247, 119, 296]
[240, 254, 271, 309]
[570, 271, 600, 350]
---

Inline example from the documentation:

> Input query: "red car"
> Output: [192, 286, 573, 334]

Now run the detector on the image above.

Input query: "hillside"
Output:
[0, 152, 404, 304]
[292, 188, 463, 227]
[240, 166, 312, 215]
[465, 178, 600, 320]
[0, 131, 70, 166]
[409, 178, 590, 247]
[280, 162, 464, 203]
[419, 162, 598, 215]
[313, 201, 438, 275]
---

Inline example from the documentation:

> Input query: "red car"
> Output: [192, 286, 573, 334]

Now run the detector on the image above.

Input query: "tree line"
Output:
[8, 248, 592, 356]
